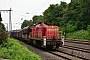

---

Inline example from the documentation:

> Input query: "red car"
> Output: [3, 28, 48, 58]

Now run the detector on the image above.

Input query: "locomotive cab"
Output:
[26, 22, 63, 49]
[35, 22, 63, 49]
[44, 26, 63, 49]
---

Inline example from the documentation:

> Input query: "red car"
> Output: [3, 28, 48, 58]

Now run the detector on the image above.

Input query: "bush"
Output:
[0, 30, 8, 44]
[66, 30, 90, 40]
[66, 24, 77, 33]
[0, 30, 8, 40]
[0, 38, 41, 60]
[87, 25, 90, 35]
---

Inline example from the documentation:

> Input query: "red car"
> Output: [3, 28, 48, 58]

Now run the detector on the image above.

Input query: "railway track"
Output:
[65, 40, 90, 45]
[43, 40, 90, 60]
[48, 51, 72, 60]
[32, 39, 90, 59]
[44, 47, 89, 60]
[16, 38, 90, 60]
[46, 50, 83, 60]
[63, 45, 90, 53]
[17, 39, 72, 60]
[64, 39, 90, 50]
[60, 39, 90, 60]
[56, 49, 89, 60]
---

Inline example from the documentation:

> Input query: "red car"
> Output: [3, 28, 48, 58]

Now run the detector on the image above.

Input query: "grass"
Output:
[0, 38, 42, 60]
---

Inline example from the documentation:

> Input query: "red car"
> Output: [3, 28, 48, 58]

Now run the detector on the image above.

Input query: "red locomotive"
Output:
[11, 22, 64, 49]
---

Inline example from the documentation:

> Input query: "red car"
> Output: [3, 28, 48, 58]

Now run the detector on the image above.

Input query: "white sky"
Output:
[0, 0, 71, 31]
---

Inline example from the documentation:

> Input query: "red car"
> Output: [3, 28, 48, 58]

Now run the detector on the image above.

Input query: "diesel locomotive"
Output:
[11, 22, 64, 49]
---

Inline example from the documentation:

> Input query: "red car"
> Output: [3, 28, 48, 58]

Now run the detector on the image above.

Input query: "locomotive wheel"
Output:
[51, 40, 56, 49]
[56, 43, 59, 48]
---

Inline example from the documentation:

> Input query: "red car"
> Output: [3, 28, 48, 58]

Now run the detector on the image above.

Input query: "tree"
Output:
[32, 15, 44, 24]
[0, 12, 2, 21]
[0, 23, 6, 31]
[87, 25, 90, 35]
[21, 20, 33, 29]
[66, 0, 80, 30]
[0, 12, 6, 31]
[78, 0, 90, 30]
[66, 21, 77, 33]
[67, 0, 90, 30]
[43, 2, 68, 26]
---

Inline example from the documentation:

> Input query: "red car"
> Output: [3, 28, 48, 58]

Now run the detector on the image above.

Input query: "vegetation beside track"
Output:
[0, 38, 42, 60]
[66, 30, 90, 40]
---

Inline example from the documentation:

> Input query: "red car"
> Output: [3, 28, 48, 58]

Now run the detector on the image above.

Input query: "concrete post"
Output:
[43, 36, 46, 47]
[62, 36, 64, 46]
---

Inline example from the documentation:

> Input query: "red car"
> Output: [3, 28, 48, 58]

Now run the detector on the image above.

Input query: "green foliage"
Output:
[66, 30, 90, 40]
[32, 15, 44, 24]
[66, 24, 77, 33]
[66, 21, 77, 33]
[0, 38, 42, 60]
[0, 30, 8, 44]
[43, 2, 68, 26]
[67, 0, 90, 30]
[0, 12, 2, 21]
[21, 20, 33, 29]
[87, 25, 90, 35]
[0, 12, 6, 31]
[0, 23, 6, 31]
[0, 18, 2, 21]
[0, 25, 2, 30]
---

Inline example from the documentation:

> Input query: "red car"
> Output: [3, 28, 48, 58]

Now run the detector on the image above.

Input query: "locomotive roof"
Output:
[22, 26, 29, 30]
[36, 24, 47, 27]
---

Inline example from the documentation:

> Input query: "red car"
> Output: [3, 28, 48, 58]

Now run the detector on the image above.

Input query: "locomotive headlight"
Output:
[29, 35, 30, 38]
[52, 26, 54, 28]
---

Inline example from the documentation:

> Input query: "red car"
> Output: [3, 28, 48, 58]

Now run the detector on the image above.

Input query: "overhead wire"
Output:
[1, 0, 53, 20]
[13, 10, 35, 18]
[13, 11, 32, 20]
[13, 0, 51, 15]
[13, 10, 41, 14]
[31, 0, 48, 13]
[12, 0, 52, 20]
[11, 0, 48, 15]
[7, 0, 55, 30]
[10, 0, 53, 21]
[29, 0, 52, 18]
[31, 0, 51, 14]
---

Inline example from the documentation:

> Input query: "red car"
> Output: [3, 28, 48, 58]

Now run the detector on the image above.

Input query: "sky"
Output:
[0, 0, 71, 31]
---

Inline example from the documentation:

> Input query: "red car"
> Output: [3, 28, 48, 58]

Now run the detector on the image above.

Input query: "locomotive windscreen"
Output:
[48, 28, 58, 31]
